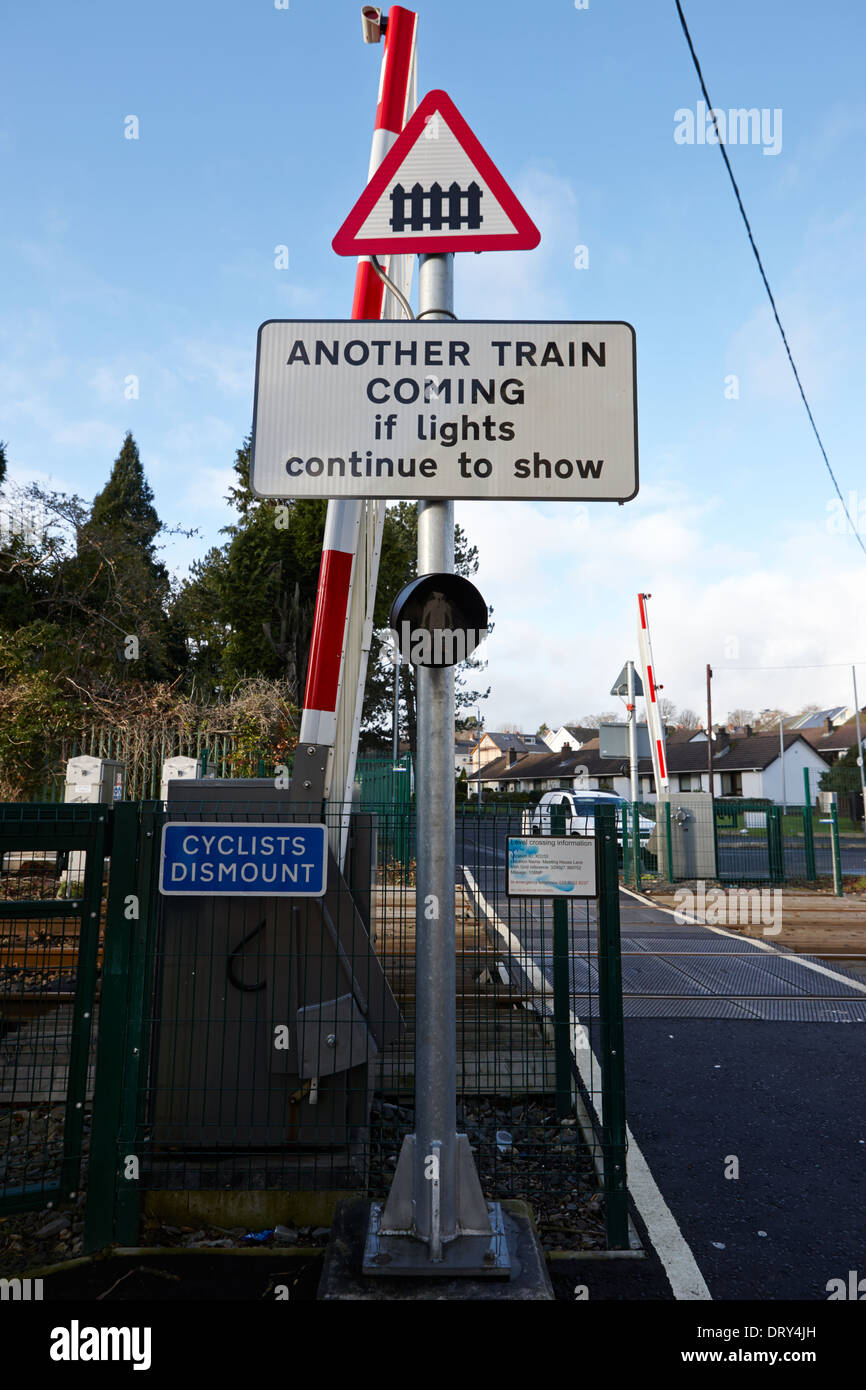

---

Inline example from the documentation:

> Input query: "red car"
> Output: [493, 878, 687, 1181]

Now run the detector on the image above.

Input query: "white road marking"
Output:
[463, 867, 712, 1301]
[619, 886, 866, 995]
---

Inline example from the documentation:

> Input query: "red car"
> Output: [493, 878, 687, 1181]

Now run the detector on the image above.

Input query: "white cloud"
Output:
[457, 490, 866, 731]
[455, 167, 579, 317]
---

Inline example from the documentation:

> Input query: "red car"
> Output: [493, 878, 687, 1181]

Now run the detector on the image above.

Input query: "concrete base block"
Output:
[318, 1198, 554, 1300]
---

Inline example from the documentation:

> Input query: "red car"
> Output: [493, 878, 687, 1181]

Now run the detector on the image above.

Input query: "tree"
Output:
[0, 434, 184, 686]
[52, 432, 181, 682]
[754, 708, 790, 732]
[657, 696, 677, 724]
[677, 708, 701, 729]
[726, 708, 755, 729]
[819, 745, 864, 801]
[173, 438, 327, 698]
[575, 711, 618, 729]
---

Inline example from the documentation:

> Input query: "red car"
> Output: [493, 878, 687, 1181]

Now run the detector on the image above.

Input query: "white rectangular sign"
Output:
[506, 836, 597, 898]
[251, 320, 637, 501]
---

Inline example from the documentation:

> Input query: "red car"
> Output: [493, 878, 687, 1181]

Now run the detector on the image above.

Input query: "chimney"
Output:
[506, 749, 516, 768]
[562, 741, 572, 751]
[744, 724, 753, 737]
[824, 717, 833, 734]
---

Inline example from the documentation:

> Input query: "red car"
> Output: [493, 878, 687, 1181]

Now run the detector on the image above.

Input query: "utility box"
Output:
[149, 779, 401, 1176]
[61, 756, 124, 889]
[64, 755, 124, 805]
[667, 793, 717, 880]
[160, 755, 203, 804]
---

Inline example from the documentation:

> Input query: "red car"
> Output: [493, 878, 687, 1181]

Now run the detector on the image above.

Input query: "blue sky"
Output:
[3, 0, 865, 729]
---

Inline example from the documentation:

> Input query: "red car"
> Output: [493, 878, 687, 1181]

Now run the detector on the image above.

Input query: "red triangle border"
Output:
[332, 89, 541, 256]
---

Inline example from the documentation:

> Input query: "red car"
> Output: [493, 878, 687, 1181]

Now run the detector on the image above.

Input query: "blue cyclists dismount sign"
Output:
[159, 822, 328, 897]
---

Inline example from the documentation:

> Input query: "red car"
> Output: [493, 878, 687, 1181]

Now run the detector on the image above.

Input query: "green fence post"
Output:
[621, 804, 631, 886]
[84, 802, 140, 1252]
[802, 767, 817, 883]
[60, 808, 110, 1202]
[664, 799, 674, 882]
[632, 801, 641, 890]
[767, 806, 784, 884]
[596, 804, 628, 1248]
[550, 803, 572, 1120]
[114, 802, 163, 1246]
[830, 801, 843, 897]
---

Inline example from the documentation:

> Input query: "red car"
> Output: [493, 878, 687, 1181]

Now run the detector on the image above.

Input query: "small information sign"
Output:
[506, 836, 597, 898]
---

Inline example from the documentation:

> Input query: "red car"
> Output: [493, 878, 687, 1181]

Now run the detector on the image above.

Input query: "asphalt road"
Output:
[457, 814, 866, 1301]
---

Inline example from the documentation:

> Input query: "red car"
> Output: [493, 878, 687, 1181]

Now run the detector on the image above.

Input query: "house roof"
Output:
[477, 750, 585, 781]
[477, 730, 830, 781]
[799, 712, 866, 754]
[788, 707, 848, 730]
[481, 732, 529, 752]
[712, 731, 828, 770]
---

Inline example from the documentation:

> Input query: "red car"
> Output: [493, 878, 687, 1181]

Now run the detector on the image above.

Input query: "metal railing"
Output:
[0, 803, 110, 1212]
[620, 798, 850, 893]
[1, 796, 630, 1255]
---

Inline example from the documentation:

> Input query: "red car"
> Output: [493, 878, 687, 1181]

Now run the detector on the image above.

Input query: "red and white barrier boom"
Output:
[637, 592, 670, 798]
[299, 5, 417, 864]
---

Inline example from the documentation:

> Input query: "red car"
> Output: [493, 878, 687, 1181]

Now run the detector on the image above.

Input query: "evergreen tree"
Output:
[173, 438, 327, 697]
[57, 432, 176, 682]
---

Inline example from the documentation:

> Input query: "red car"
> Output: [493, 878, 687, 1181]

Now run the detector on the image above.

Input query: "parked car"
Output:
[521, 791, 655, 847]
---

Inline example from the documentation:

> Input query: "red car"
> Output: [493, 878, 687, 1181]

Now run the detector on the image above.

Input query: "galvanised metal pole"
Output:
[626, 660, 638, 804]
[415, 250, 459, 1250]
[368, 255, 504, 1277]
[627, 659, 639, 888]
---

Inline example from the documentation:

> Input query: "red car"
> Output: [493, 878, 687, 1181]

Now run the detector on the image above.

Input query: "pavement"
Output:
[457, 814, 866, 1300]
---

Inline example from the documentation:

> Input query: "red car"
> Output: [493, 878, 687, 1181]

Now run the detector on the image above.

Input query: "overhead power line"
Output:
[674, 1, 866, 562]
[716, 661, 866, 672]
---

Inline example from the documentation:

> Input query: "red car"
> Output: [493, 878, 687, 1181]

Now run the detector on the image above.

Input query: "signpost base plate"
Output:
[319, 1199, 554, 1298]
[362, 1199, 510, 1278]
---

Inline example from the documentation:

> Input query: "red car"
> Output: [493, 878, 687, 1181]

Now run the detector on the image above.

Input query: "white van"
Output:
[521, 791, 655, 847]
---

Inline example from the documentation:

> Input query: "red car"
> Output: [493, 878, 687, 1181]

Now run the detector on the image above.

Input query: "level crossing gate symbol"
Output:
[390, 179, 483, 232]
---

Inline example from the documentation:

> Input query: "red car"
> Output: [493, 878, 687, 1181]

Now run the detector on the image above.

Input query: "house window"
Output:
[679, 774, 699, 791]
[597, 777, 614, 792]
[639, 776, 654, 796]
[559, 778, 571, 790]
[721, 772, 743, 797]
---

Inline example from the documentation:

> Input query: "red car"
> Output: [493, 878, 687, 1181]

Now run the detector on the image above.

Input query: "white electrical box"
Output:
[64, 756, 125, 805]
[160, 756, 203, 805]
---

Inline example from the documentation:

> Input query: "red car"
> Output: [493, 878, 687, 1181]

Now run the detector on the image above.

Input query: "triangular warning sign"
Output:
[333, 89, 541, 256]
